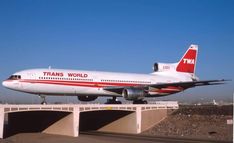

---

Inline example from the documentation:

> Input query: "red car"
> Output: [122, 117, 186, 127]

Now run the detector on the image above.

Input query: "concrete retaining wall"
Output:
[0, 103, 178, 138]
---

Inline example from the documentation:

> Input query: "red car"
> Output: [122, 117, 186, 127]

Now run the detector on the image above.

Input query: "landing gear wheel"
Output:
[105, 97, 122, 104]
[143, 100, 148, 104]
[133, 100, 148, 104]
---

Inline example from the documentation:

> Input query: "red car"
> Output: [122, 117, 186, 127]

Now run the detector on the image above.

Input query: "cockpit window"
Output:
[8, 75, 21, 80]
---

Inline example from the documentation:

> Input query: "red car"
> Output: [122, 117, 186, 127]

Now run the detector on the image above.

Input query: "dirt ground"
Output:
[142, 105, 233, 141]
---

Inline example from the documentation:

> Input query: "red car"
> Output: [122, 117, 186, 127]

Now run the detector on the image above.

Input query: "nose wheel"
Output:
[39, 95, 47, 105]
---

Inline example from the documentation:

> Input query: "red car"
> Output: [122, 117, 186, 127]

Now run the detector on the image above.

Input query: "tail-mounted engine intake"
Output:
[122, 88, 146, 101]
[153, 62, 176, 72]
[153, 63, 159, 72]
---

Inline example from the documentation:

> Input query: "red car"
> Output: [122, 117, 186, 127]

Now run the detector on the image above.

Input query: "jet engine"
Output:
[77, 95, 98, 101]
[153, 62, 175, 72]
[122, 88, 146, 101]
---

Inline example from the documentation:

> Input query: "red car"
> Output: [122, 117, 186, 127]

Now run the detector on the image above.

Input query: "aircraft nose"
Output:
[2, 80, 10, 88]
[2, 80, 8, 87]
[2, 80, 21, 90]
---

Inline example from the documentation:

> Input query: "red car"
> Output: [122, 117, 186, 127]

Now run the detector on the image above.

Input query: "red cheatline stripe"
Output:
[20, 79, 139, 88]
[19, 79, 183, 92]
[21, 79, 139, 86]
[160, 88, 182, 91]
[166, 86, 184, 90]
[151, 88, 182, 94]
[157, 89, 181, 93]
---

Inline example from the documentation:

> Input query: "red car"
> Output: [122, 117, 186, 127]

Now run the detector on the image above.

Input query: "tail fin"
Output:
[176, 45, 198, 73]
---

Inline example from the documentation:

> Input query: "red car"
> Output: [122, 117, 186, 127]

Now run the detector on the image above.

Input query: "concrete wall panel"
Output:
[141, 109, 167, 132]
[98, 112, 138, 134]
[43, 113, 74, 136]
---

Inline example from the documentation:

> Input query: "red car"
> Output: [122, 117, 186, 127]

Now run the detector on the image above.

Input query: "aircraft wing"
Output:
[103, 79, 228, 94]
[149, 79, 228, 88]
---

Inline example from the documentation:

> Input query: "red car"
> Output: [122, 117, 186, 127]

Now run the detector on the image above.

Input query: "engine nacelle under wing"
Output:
[122, 88, 146, 101]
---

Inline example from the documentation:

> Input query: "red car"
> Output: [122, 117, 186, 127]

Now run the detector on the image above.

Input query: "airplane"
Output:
[2, 45, 228, 104]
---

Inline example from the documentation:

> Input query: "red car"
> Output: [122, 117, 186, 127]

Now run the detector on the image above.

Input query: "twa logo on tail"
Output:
[183, 59, 195, 64]
[176, 45, 198, 73]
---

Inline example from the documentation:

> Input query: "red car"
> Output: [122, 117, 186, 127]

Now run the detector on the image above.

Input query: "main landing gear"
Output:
[133, 100, 148, 104]
[105, 97, 122, 104]
[39, 95, 47, 105]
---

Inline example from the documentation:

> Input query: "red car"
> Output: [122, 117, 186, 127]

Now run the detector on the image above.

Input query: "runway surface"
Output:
[81, 131, 232, 143]
[1, 132, 232, 143]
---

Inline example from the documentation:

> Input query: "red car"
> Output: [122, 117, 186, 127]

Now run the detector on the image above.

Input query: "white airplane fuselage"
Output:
[2, 68, 191, 97]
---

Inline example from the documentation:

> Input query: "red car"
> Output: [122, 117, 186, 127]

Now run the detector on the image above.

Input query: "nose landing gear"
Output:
[39, 95, 47, 104]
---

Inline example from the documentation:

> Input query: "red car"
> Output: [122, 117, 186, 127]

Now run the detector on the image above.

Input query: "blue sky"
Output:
[0, 0, 233, 103]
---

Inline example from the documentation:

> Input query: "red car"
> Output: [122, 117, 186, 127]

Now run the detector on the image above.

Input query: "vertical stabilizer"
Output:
[176, 45, 198, 73]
